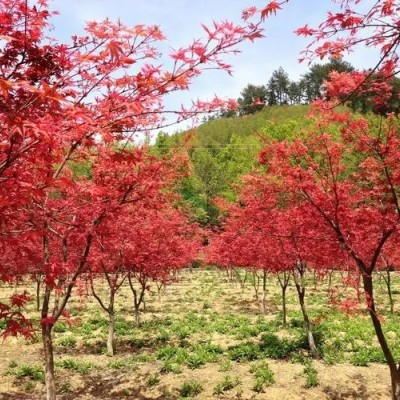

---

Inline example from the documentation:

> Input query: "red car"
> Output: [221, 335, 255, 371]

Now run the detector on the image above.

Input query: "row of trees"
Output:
[0, 1, 271, 399]
[207, 103, 400, 398]
[237, 60, 400, 115]
[237, 59, 353, 114]
[209, 3, 400, 399]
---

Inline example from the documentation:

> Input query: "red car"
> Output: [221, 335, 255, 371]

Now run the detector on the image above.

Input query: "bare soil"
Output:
[0, 268, 393, 399]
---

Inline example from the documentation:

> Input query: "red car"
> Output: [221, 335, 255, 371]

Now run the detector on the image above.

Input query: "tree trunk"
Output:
[234, 269, 246, 294]
[134, 305, 140, 327]
[327, 270, 333, 291]
[42, 324, 56, 400]
[362, 273, 400, 400]
[253, 270, 260, 300]
[36, 274, 41, 312]
[297, 285, 319, 358]
[107, 311, 116, 356]
[262, 269, 267, 315]
[313, 270, 317, 291]
[293, 265, 319, 359]
[383, 269, 394, 314]
[391, 372, 400, 400]
[282, 284, 287, 327]
[278, 272, 289, 328]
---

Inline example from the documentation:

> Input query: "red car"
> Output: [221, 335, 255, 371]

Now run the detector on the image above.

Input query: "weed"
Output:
[186, 353, 205, 369]
[147, 374, 160, 387]
[250, 361, 275, 392]
[351, 351, 370, 367]
[9, 364, 45, 383]
[260, 333, 303, 359]
[176, 327, 191, 340]
[56, 358, 95, 373]
[228, 342, 260, 361]
[219, 359, 233, 372]
[130, 352, 155, 363]
[304, 362, 319, 388]
[178, 380, 203, 398]
[160, 361, 182, 374]
[128, 337, 147, 349]
[58, 382, 72, 393]
[202, 301, 211, 309]
[53, 322, 68, 333]
[213, 375, 241, 395]
[115, 318, 132, 336]
[24, 381, 35, 392]
[59, 336, 76, 348]
[156, 329, 171, 343]
[156, 345, 188, 364]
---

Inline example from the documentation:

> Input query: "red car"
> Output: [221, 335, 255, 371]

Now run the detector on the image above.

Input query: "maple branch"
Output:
[90, 277, 109, 313]
[53, 231, 93, 321]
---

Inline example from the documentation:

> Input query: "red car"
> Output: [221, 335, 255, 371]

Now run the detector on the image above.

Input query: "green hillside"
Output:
[154, 105, 311, 225]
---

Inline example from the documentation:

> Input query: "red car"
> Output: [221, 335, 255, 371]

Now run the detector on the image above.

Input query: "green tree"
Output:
[238, 84, 268, 115]
[267, 67, 290, 105]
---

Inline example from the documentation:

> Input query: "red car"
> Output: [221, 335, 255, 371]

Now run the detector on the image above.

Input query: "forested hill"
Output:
[154, 105, 311, 225]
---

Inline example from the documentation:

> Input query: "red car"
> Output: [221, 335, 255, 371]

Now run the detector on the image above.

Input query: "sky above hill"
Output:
[50, 0, 378, 132]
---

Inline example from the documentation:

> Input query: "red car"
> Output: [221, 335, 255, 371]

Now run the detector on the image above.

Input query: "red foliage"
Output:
[0, 0, 274, 340]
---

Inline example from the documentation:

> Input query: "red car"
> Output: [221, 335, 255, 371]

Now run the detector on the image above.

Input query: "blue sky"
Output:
[49, 0, 378, 132]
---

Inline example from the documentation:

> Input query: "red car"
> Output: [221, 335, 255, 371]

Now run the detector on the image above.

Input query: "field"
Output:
[0, 267, 398, 399]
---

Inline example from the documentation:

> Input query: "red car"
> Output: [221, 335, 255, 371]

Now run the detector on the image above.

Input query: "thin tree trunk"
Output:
[381, 263, 394, 314]
[313, 270, 317, 291]
[90, 271, 124, 357]
[41, 281, 56, 400]
[298, 286, 318, 358]
[128, 273, 146, 327]
[253, 270, 260, 300]
[328, 270, 333, 291]
[42, 231, 56, 400]
[262, 269, 267, 315]
[282, 285, 287, 327]
[36, 274, 41, 312]
[42, 324, 56, 400]
[278, 272, 290, 328]
[386, 269, 394, 315]
[293, 264, 319, 358]
[107, 311, 116, 356]
[134, 305, 140, 327]
[234, 269, 246, 293]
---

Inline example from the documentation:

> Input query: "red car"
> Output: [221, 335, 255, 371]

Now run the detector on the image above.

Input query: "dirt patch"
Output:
[0, 269, 395, 399]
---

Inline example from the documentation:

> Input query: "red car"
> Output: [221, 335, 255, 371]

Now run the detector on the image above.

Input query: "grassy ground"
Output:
[0, 267, 398, 399]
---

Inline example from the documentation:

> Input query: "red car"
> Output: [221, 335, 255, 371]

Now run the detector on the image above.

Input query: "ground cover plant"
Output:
[0, 268, 398, 399]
